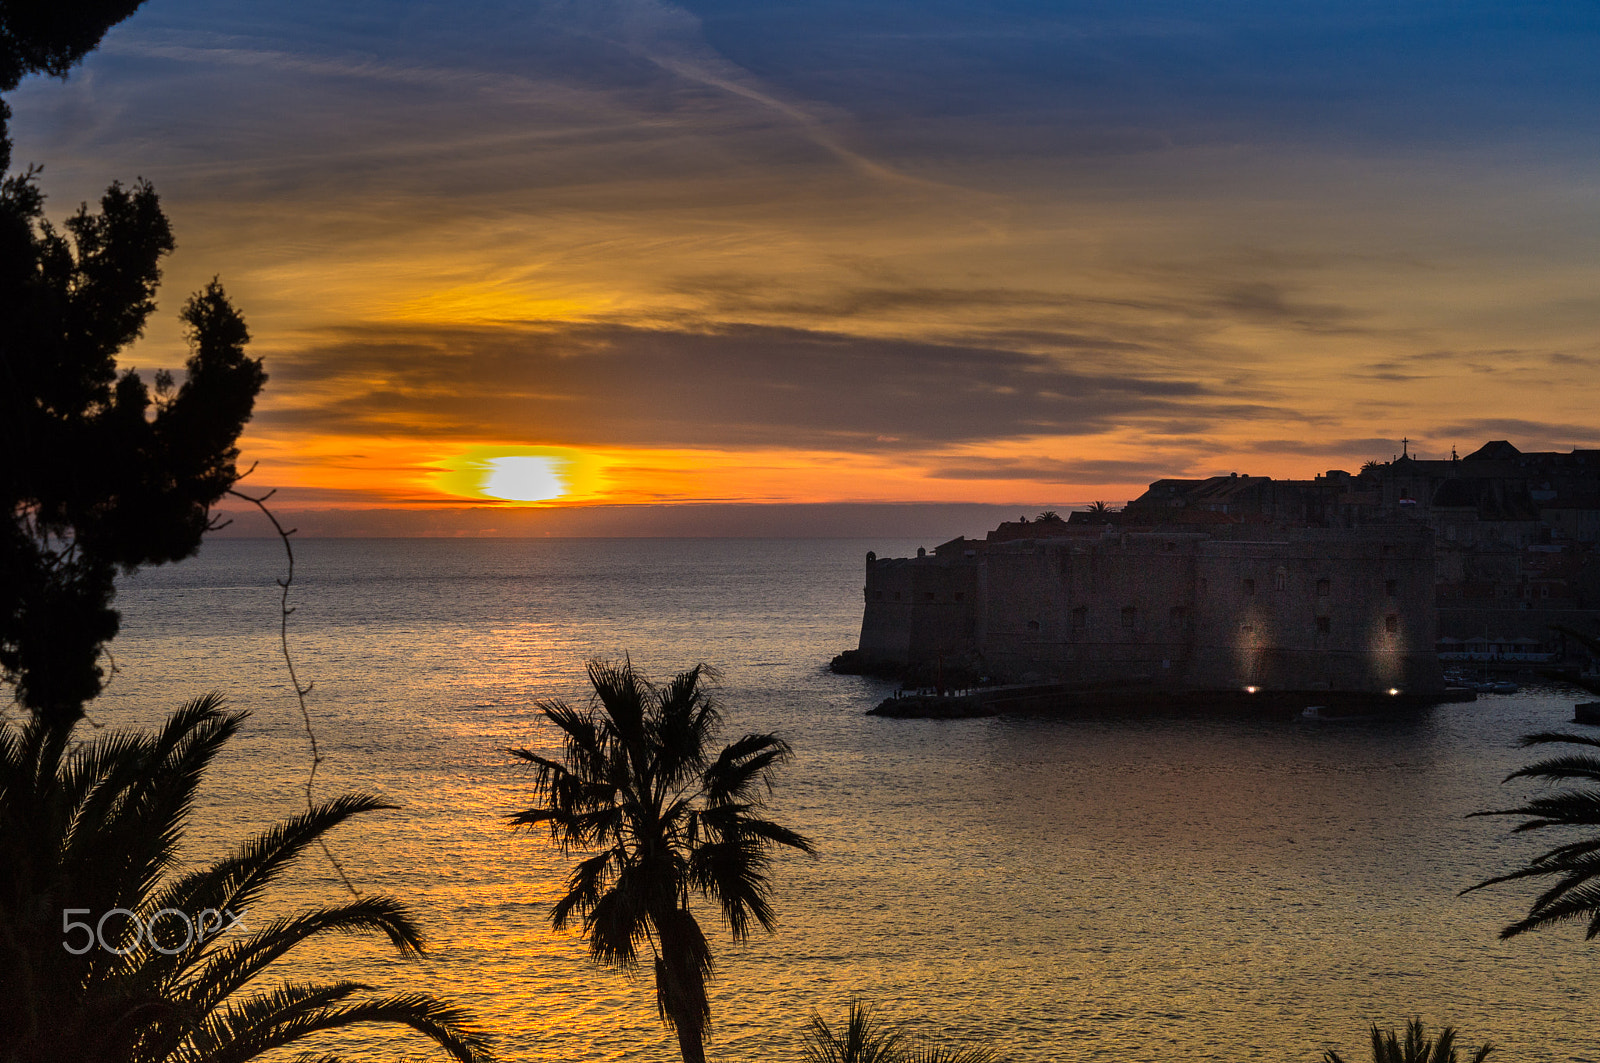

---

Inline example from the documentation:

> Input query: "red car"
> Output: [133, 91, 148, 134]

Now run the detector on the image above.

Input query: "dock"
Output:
[869, 682, 1472, 719]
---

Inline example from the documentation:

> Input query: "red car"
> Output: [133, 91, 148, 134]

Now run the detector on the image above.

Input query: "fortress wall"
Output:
[977, 526, 1441, 693]
[858, 553, 978, 666]
[1187, 528, 1440, 693]
[858, 525, 1441, 694]
[979, 534, 1201, 686]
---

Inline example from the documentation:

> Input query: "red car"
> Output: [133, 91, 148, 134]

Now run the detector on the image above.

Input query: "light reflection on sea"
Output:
[93, 538, 1600, 1062]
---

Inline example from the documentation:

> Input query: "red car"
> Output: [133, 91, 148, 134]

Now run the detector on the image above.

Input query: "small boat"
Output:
[1491, 680, 1519, 695]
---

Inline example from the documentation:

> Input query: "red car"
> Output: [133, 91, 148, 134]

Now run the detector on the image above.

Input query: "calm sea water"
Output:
[90, 538, 1600, 1062]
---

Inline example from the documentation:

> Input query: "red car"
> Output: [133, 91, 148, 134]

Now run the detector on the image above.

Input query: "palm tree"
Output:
[0, 693, 493, 1063]
[507, 658, 814, 1063]
[1464, 728, 1600, 939]
[802, 999, 999, 1063]
[1324, 1018, 1491, 1063]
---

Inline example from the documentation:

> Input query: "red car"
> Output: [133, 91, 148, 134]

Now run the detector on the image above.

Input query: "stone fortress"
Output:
[842, 441, 1600, 701]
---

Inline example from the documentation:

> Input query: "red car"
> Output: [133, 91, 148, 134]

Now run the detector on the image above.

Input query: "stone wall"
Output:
[857, 549, 979, 667]
[858, 524, 1442, 695]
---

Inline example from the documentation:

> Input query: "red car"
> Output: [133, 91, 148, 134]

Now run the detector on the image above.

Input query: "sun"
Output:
[480, 456, 566, 501]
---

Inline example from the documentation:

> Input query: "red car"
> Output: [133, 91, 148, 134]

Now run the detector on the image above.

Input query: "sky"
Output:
[10, 0, 1600, 535]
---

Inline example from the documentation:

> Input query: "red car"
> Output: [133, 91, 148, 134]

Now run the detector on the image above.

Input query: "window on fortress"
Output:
[1274, 568, 1287, 591]
[954, 592, 964, 602]
[1072, 606, 1087, 631]
[1121, 606, 1137, 629]
[1027, 619, 1041, 632]
[1385, 579, 1397, 596]
[1243, 578, 1255, 596]
[1316, 616, 1330, 634]
[893, 592, 901, 601]
[1385, 614, 1398, 633]
[1169, 606, 1187, 629]
[1317, 578, 1330, 597]
[925, 592, 936, 601]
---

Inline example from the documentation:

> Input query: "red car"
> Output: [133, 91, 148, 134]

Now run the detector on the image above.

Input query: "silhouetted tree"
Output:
[2, 1, 266, 729]
[1465, 726, 1600, 939]
[0, 693, 494, 1062]
[803, 999, 1000, 1063]
[1324, 1018, 1491, 1063]
[1035, 511, 1061, 522]
[1, 0, 150, 171]
[508, 659, 813, 1063]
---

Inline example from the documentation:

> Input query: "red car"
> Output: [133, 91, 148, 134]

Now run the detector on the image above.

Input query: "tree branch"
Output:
[226, 487, 361, 898]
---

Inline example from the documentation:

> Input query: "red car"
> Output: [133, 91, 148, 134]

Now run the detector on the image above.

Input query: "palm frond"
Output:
[175, 896, 428, 1016]
[702, 733, 792, 805]
[188, 984, 494, 1063]
[903, 1048, 999, 1063]
[1324, 1019, 1490, 1063]
[587, 658, 651, 753]
[0, 699, 491, 1063]
[146, 791, 397, 947]
[551, 850, 619, 931]
[688, 837, 781, 938]
[1467, 731, 1600, 939]
[802, 1000, 904, 1063]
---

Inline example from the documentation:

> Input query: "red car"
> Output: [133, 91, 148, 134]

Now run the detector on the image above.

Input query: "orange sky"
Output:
[12, 1, 1600, 532]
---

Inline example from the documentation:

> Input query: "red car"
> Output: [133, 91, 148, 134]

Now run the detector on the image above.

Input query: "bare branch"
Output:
[227, 487, 360, 898]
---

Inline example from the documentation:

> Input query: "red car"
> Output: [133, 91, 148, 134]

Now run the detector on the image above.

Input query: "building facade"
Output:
[856, 523, 1442, 695]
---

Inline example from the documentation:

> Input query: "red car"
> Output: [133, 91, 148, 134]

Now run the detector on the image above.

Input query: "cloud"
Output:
[263, 321, 1218, 451]
[1238, 437, 1405, 459]
[1432, 419, 1600, 450]
[1206, 282, 1365, 334]
[927, 456, 1200, 484]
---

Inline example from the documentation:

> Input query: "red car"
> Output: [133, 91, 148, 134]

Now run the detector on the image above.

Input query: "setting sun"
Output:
[482, 456, 565, 502]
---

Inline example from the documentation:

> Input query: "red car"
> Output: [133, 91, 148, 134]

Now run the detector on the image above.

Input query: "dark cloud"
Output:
[1548, 351, 1600, 367]
[1354, 361, 1433, 382]
[1241, 437, 1405, 459]
[1432, 419, 1600, 451]
[264, 321, 1222, 450]
[928, 456, 1197, 484]
[1207, 282, 1364, 333]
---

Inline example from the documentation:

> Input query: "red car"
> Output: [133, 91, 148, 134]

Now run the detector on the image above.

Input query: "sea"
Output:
[81, 537, 1600, 1062]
